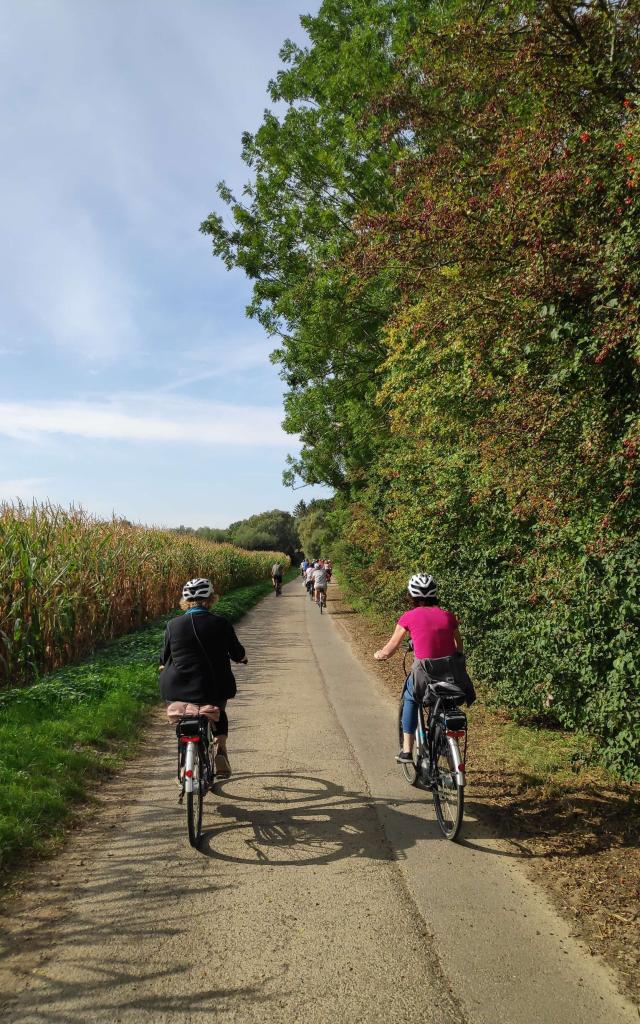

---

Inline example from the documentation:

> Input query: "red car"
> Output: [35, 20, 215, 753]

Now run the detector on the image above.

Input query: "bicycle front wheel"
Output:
[186, 744, 204, 847]
[431, 728, 464, 840]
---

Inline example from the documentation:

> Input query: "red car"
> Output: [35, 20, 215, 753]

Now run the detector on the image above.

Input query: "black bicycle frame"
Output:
[402, 649, 468, 781]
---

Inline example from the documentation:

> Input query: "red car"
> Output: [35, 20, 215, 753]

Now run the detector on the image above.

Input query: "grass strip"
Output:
[0, 573, 293, 876]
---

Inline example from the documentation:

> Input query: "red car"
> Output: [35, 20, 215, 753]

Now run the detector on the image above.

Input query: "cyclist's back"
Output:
[397, 604, 458, 659]
[160, 605, 244, 705]
[313, 565, 328, 588]
[373, 573, 467, 763]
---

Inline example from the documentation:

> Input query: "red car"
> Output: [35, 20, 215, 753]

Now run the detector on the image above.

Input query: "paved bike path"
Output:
[305, 587, 636, 1024]
[0, 581, 635, 1024]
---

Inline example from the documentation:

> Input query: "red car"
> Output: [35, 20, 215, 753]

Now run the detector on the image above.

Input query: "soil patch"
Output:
[325, 584, 640, 1006]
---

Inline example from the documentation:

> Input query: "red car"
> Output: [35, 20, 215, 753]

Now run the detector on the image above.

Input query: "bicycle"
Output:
[317, 587, 327, 613]
[273, 576, 283, 596]
[176, 712, 215, 847]
[397, 644, 468, 841]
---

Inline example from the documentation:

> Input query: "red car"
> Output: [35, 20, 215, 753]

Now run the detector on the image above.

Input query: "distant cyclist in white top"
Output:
[312, 561, 328, 605]
[304, 563, 316, 596]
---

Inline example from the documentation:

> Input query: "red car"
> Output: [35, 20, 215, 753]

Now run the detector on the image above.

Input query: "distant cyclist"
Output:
[304, 562, 316, 596]
[312, 561, 329, 605]
[159, 578, 247, 777]
[300, 557, 309, 576]
[373, 574, 464, 763]
[271, 561, 284, 593]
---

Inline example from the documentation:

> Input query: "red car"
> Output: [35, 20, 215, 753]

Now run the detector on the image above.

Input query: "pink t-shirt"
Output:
[397, 606, 459, 659]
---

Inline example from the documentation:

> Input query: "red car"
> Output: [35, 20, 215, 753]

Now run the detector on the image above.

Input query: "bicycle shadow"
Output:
[197, 769, 489, 865]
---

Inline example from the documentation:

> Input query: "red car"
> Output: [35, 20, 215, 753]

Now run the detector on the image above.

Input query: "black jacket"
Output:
[159, 610, 245, 704]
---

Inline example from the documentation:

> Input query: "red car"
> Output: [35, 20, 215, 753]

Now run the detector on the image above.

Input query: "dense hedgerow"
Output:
[0, 502, 289, 687]
[206, 1, 639, 778]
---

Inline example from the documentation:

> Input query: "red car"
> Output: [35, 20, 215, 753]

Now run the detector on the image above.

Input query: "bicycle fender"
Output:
[446, 736, 465, 787]
[184, 742, 196, 793]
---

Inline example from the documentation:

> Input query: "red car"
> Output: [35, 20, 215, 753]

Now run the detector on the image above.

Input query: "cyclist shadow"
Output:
[197, 770, 478, 865]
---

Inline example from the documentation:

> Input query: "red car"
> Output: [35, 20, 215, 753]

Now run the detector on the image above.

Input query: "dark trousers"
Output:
[214, 706, 229, 738]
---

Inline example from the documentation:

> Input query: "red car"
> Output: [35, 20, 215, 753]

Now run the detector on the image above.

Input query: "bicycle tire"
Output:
[186, 744, 204, 847]
[431, 726, 464, 840]
[397, 697, 420, 786]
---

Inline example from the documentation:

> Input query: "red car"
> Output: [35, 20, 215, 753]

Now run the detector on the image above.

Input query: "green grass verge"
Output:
[482, 714, 599, 784]
[0, 574, 291, 875]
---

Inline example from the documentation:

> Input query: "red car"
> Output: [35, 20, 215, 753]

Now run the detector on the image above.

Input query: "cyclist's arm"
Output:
[374, 625, 407, 661]
[453, 627, 464, 652]
[159, 627, 171, 671]
[226, 622, 247, 664]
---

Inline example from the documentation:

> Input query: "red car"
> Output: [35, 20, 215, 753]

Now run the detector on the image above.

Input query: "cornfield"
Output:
[0, 501, 288, 688]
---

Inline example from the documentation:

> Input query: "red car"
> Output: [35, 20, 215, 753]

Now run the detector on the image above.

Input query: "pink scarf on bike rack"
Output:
[165, 702, 220, 724]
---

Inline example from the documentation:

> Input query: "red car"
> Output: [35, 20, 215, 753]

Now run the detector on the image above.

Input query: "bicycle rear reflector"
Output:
[180, 736, 200, 742]
[446, 730, 465, 738]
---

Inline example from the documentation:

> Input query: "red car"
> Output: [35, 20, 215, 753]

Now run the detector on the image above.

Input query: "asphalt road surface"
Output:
[0, 581, 636, 1024]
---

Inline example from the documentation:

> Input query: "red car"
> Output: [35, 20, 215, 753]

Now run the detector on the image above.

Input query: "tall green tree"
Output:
[227, 509, 299, 557]
[204, 0, 640, 777]
[202, 0, 427, 489]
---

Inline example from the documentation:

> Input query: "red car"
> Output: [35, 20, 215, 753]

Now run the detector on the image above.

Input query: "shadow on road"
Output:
[463, 768, 639, 861]
[195, 769, 490, 866]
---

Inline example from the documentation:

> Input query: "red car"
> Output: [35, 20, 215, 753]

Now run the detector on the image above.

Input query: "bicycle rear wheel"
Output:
[186, 744, 204, 847]
[431, 727, 464, 840]
[397, 698, 420, 785]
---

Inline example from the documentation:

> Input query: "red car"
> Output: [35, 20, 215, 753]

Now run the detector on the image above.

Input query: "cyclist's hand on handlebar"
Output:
[374, 650, 386, 661]
[241, 658, 248, 665]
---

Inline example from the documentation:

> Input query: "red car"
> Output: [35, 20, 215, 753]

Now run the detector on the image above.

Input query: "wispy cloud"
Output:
[0, 2, 306, 366]
[0, 398, 290, 447]
[157, 340, 275, 394]
[0, 2, 316, 522]
[0, 477, 50, 501]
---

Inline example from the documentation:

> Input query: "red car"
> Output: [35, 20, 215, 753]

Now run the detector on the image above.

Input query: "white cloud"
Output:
[0, 397, 289, 447]
[0, 477, 50, 501]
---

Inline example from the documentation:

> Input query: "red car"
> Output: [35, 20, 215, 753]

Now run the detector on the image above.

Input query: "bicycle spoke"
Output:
[186, 743, 204, 847]
[432, 733, 464, 840]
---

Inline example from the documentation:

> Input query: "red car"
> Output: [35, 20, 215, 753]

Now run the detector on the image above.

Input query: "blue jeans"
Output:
[401, 674, 419, 735]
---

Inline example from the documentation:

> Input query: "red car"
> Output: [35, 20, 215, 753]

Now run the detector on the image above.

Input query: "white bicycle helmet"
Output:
[182, 577, 214, 600]
[407, 573, 437, 598]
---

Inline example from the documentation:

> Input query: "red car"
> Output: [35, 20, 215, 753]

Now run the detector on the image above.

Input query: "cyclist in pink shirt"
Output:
[374, 574, 464, 763]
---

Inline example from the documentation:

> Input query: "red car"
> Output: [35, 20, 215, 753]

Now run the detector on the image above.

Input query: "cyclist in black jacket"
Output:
[159, 578, 247, 776]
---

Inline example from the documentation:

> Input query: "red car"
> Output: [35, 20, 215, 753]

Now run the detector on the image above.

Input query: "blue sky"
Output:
[0, 0, 326, 527]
